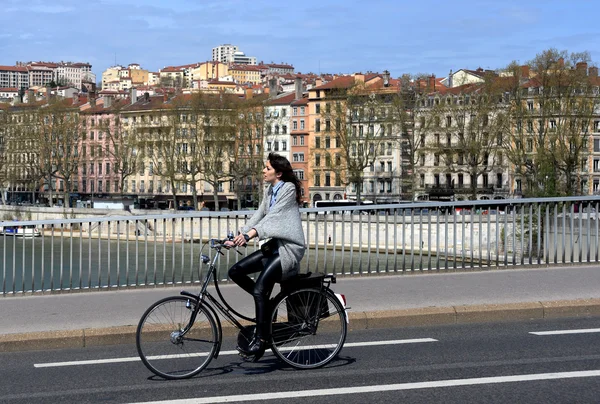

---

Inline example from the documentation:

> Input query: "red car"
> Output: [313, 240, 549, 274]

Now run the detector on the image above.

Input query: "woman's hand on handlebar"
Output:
[231, 233, 247, 247]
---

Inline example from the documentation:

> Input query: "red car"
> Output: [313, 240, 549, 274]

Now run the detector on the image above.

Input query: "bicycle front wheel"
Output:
[270, 288, 347, 369]
[136, 296, 218, 379]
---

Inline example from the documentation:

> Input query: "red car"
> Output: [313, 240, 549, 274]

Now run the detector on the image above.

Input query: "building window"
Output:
[293, 136, 298, 146]
[300, 106, 305, 115]
[293, 153, 305, 162]
[282, 141, 287, 151]
[315, 137, 321, 148]
[293, 107, 298, 116]
[300, 120, 305, 130]
[314, 173, 321, 186]
[325, 173, 331, 186]
[294, 170, 305, 180]
[315, 154, 321, 166]
[300, 136, 305, 146]
[293, 121, 298, 130]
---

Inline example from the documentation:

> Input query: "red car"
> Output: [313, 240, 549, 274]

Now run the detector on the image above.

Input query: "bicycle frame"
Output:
[176, 238, 340, 356]
[176, 240, 254, 355]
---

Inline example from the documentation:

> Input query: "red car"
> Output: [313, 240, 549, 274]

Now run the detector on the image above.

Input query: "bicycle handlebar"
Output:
[200, 234, 246, 264]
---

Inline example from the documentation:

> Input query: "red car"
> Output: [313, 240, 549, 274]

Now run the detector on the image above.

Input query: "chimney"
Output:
[315, 78, 323, 87]
[144, 92, 150, 102]
[520, 65, 530, 78]
[428, 75, 436, 91]
[27, 89, 34, 103]
[103, 95, 113, 108]
[448, 69, 453, 88]
[90, 95, 96, 108]
[131, 87, 137, 104]
[576, 62, 588, 74]
[589, 66, 598, 77]
[294, 77, 303, 100]
[382, 70, 390, 87]
[354, 73, 365, 83]
[269, 78, 277, 98]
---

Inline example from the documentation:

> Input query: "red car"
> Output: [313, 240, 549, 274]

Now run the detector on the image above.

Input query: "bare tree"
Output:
[392, 73, 439, 200]
[318, 82, 392, 204]
[51, 102, 84, 207]
[198, 94, 238, 211]
[504, 49, 599, 197]
[99, 105, 141, 197]
[26, 100, 83, 207]
[143, 103, 183, 209]
[428, 77, 508, 200]
[228, 96, 266, 209]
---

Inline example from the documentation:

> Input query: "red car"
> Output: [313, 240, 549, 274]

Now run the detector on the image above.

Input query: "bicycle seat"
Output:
[281, 271, 325, 292]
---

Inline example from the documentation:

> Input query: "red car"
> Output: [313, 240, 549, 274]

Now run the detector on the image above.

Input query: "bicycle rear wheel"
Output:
[270, 288, 347, 369]
[136, 296, 218, 379]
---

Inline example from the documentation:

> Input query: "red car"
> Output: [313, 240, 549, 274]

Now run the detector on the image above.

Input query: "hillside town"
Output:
[0, 46, 599, 210]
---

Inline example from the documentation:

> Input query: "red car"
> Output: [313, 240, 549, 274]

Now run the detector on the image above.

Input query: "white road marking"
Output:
[33, 338, 437, 368]
[131, 370, 600, 403]
[530, 328, 600, 336]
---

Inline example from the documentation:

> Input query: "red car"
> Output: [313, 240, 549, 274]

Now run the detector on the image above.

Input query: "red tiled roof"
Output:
[0, 87, 18, 92]
[0, 65, 28, 72]
[267, 92, 296, 105]
[291, 96, 308, 106]
[208, 80, 236, 85]
[263, 63, 294, 69]
[230, 65, 263, 72]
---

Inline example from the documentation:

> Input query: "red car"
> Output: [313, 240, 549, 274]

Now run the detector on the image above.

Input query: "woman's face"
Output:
[263, 160, 281, 185]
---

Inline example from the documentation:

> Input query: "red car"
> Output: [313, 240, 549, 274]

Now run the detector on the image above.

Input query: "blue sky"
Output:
[2, 0, 600, 81]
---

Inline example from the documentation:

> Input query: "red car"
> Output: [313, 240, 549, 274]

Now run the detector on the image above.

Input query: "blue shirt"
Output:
[269, 181, 285, 210]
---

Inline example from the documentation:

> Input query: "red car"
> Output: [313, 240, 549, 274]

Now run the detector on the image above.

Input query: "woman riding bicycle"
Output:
[226, 152, 306, 360]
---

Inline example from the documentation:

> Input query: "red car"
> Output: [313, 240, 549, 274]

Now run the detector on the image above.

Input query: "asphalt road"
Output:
[1, 317, 600, 403]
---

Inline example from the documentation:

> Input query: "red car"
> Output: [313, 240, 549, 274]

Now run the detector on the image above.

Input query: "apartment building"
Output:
[290, 94, 310, 204]
[264, 92, 294, 162]
[0, 65, 29, 89]
[212, 44, 239, 63]
[229, 65, 262, 84]
[212, 44, 257, 65]
[306, 73, 403, 205]
[20, 61, 94, 90]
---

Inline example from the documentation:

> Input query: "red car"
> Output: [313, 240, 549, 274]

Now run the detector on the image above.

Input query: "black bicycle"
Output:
[136, 236, 348, 379]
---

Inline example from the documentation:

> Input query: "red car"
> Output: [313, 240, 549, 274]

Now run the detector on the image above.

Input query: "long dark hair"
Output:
[268, 152, 302, 205]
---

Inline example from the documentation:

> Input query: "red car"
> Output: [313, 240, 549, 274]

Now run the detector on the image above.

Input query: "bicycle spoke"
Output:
[270, 289, 346, 369]
[136, 296, 218, 379]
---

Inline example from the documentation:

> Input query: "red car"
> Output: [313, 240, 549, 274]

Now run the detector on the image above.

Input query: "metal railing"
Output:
[1, 196, 600, 295]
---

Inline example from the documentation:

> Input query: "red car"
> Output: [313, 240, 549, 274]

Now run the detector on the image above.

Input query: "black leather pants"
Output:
[228, 250, 282, 339]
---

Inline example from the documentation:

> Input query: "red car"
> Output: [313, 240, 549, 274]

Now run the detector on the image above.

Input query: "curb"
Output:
[2, 298, 600, 353]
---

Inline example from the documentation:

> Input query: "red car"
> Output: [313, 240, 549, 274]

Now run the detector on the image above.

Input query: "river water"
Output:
[0, 235, 447, 294]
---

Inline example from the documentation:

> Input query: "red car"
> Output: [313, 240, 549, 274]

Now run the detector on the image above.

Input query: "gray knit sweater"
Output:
[241, 181, 306, 280]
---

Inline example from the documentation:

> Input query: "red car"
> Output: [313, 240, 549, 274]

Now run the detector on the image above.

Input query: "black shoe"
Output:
[237, 336, 266, 362]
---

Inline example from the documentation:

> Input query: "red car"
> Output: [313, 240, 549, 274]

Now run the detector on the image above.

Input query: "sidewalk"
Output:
[2, 265, 600, 352]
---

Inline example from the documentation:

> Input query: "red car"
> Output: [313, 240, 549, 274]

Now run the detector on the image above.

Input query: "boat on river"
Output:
[0, 224, 41, 237]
